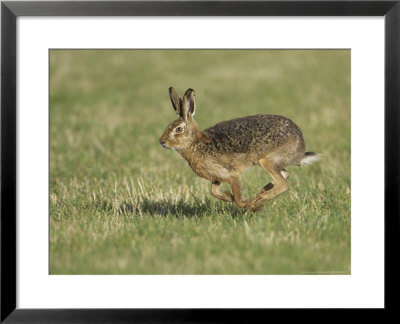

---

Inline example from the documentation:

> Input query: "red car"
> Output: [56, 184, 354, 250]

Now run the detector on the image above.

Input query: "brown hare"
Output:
[159, 87, 320, 211]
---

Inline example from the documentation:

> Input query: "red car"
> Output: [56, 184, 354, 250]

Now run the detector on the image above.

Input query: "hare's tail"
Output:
[299, 152, 322, 166]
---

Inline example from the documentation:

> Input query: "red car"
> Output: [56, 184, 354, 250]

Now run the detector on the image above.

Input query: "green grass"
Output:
[50, 49, 350, 274]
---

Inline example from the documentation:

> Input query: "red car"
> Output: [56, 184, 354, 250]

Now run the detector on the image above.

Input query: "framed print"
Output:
[1, 0, 399, 322]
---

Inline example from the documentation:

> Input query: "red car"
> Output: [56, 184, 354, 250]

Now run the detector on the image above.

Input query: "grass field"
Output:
[50, 49, 351, 274]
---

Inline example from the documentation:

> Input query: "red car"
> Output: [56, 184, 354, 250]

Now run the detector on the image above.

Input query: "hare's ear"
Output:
[169, 87, 183, 117]
[182, 88, 196, 121]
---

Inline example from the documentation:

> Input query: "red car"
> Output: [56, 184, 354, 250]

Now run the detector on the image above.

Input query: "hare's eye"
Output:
[175, 127, 183, 133]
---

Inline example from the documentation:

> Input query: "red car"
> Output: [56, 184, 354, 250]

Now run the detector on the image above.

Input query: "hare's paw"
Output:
[247, 195, 268, 212]
[211, 181, 234, 203]
[247, 203, 263, 213]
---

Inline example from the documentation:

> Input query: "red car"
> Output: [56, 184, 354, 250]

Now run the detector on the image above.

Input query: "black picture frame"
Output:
[1, 0, 399, 322]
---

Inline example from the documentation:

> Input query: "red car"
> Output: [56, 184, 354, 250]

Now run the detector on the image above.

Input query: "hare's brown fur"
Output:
[160, 87, 320, 211]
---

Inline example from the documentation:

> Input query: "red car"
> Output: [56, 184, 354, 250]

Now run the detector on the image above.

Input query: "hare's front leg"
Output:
[210, 181, 234, 203]
[229, 177, 249, 208]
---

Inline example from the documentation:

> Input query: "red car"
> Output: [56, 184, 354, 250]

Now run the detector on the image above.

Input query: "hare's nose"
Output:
[159, 139, 166, 147]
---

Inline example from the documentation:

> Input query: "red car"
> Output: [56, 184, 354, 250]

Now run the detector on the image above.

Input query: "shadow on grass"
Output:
[139, 199, 247, 217]
[95, 198, 247, 218]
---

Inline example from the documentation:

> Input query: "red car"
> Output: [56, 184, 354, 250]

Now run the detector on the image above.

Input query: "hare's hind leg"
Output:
[257, 168, 290, 194]
[247, 158, 289, 211]
[211, 181, 234, 203]
[281, 168, 290, 180]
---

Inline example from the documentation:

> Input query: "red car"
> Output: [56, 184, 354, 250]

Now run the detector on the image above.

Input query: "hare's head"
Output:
[159, 87, 198, 150]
